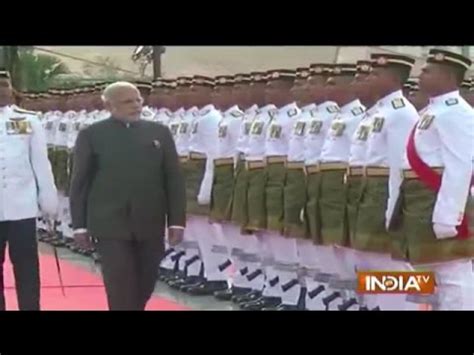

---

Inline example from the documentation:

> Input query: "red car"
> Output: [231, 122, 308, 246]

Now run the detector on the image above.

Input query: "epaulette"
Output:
[310, 108, 319, 117]
[351, 107, 364, 116]
[192, 111, 199, 117]
[200, 108, 211, 116]
[269, 108, 278, 118]
[13, 108, 37, 115]
[326, 105, 339, 114]
[391, 98, 406, 110]
[231, 110, 244, 118]
[445, 98, 459, 106]
[288, 108, 298, 117]
[165, 109, 173, 117]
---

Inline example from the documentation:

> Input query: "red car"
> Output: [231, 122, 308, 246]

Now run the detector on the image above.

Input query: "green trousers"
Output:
[230, 160, 248, 228]
[305, 172, 322, 244]
[319, 170, 349, 246]
[353, 176, 391, 253]
[346, 175, 364, 246]
[210, 163, 234, 222]
[390, 179, 474, 265]
[183, 159, 208, 216]
[265, 162, 286, 233]
[283, 168, 307, 239]
[245, 167, 267, 232]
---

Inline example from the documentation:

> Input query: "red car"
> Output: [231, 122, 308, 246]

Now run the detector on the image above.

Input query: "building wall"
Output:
[40, 46, 472, 78]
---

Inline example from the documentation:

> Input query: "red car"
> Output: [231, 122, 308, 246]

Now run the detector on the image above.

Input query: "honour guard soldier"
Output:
[315, 64, 366, 310]
[182, 76, 225, 295]
[279, 67, 315, 310]
[300, 64, 341, 310]
[227, 73, 269, 304]
[235, 78, 278, 308]
[346, 60, 379, 310]
[390, 49, 474, 310]
[213, 73, 257, 301]
[194, 75, 245, 296]
[163, 78, 199, 286]
[0, 69, 58, 310]
[151, 78, 176, 125]
[354, 53, 419, 310]
[242, 69, 300, 310]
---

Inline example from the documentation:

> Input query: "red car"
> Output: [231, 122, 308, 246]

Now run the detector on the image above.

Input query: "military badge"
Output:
[310, 109, 319, 118]
[152, 139, 161, 148]
[17, 121, 32, 134]
[372, 117, 385, 133]
[331, 121, 346, 137]
[445, 98, 459, 106]
[191, 122, 199, 134]
[231, 111, 244, 118]
[327, 106, 339, 114]
[251, 121, 264, 135]
[293, 121, 306, 136]
[179, 123, 189, 134]
[170, 124, 179, 135]
[269, 124, 282, 139]
[288, 108, 298, 117]
[351, 107, 364, 116]
[392, 98, 405, 110]
[244, 122, 252, 135]
[356, 125, 370, 141]
[309, 120, 323, 135]
[218, 125, 228, 138]
[59, 122, 67, 132]
[418, 115, 435, 130]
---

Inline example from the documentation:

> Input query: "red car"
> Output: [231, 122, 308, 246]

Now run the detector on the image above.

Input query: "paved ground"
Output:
[38, 242, 238, 311]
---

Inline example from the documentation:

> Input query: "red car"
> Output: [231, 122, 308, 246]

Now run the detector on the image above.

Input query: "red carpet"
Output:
[4, 252, 190, 311]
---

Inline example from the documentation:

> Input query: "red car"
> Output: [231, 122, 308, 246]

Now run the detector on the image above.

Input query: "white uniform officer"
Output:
[393, 49, 474, 310]
[184, 76, 223, 294]
[352, 53, 419, 311]
[299, 64, 342, 310]
[317, 64, 366, 310]
[0, 69, 57, 310]
[241, 69, 299, 310]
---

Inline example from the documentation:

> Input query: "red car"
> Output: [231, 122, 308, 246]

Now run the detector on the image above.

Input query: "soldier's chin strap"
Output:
[406, 125, 470, 239]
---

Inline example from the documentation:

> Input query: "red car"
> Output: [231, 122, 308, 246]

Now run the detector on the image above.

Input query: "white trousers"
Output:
[357, 251, 418, 310]
[178, 215, 202, 277]
[421, 259, 474, 311]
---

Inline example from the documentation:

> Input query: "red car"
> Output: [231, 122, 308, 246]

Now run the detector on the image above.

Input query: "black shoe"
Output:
[187, 281, 228, 296]
[274, 304, 301, 311]
[180, 280, 206, 293]
[215, 287, 251, 301]
[169, 276, 199, 289]
[240, 297, 282, 311]
[233, 290, 262, 304]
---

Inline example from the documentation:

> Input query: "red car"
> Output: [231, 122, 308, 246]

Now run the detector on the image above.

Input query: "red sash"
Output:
[406, 125, 470, 239]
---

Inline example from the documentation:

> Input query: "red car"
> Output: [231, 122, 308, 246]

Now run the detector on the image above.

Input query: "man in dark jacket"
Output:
[70, 81, 186, 310]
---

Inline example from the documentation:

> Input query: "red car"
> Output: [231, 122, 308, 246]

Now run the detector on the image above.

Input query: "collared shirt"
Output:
[216, 105, 244, 159]
[175, 106, 199, 156]
[287, 103, 316, 162]
[402, 90, 474, 226]
[236, 105, 259, 155]
[265, 102, 300, 157]
[304, 101, 340, 165]
[320, 99, 365, 163]
[246, 104, 277, 161]
[349, 104, 378, 166]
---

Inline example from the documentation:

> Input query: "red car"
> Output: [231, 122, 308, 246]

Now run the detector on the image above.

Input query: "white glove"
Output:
[433, 223, 457, 240]
[300, 208, 305, 223]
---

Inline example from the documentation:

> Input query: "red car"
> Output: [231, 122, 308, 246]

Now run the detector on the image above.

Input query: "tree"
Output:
[82, 55, 124, 80]
[17, 50, 70, 92]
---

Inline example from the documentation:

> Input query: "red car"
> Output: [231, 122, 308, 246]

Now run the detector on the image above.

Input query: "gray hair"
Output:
[101, 81, 139, 103]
